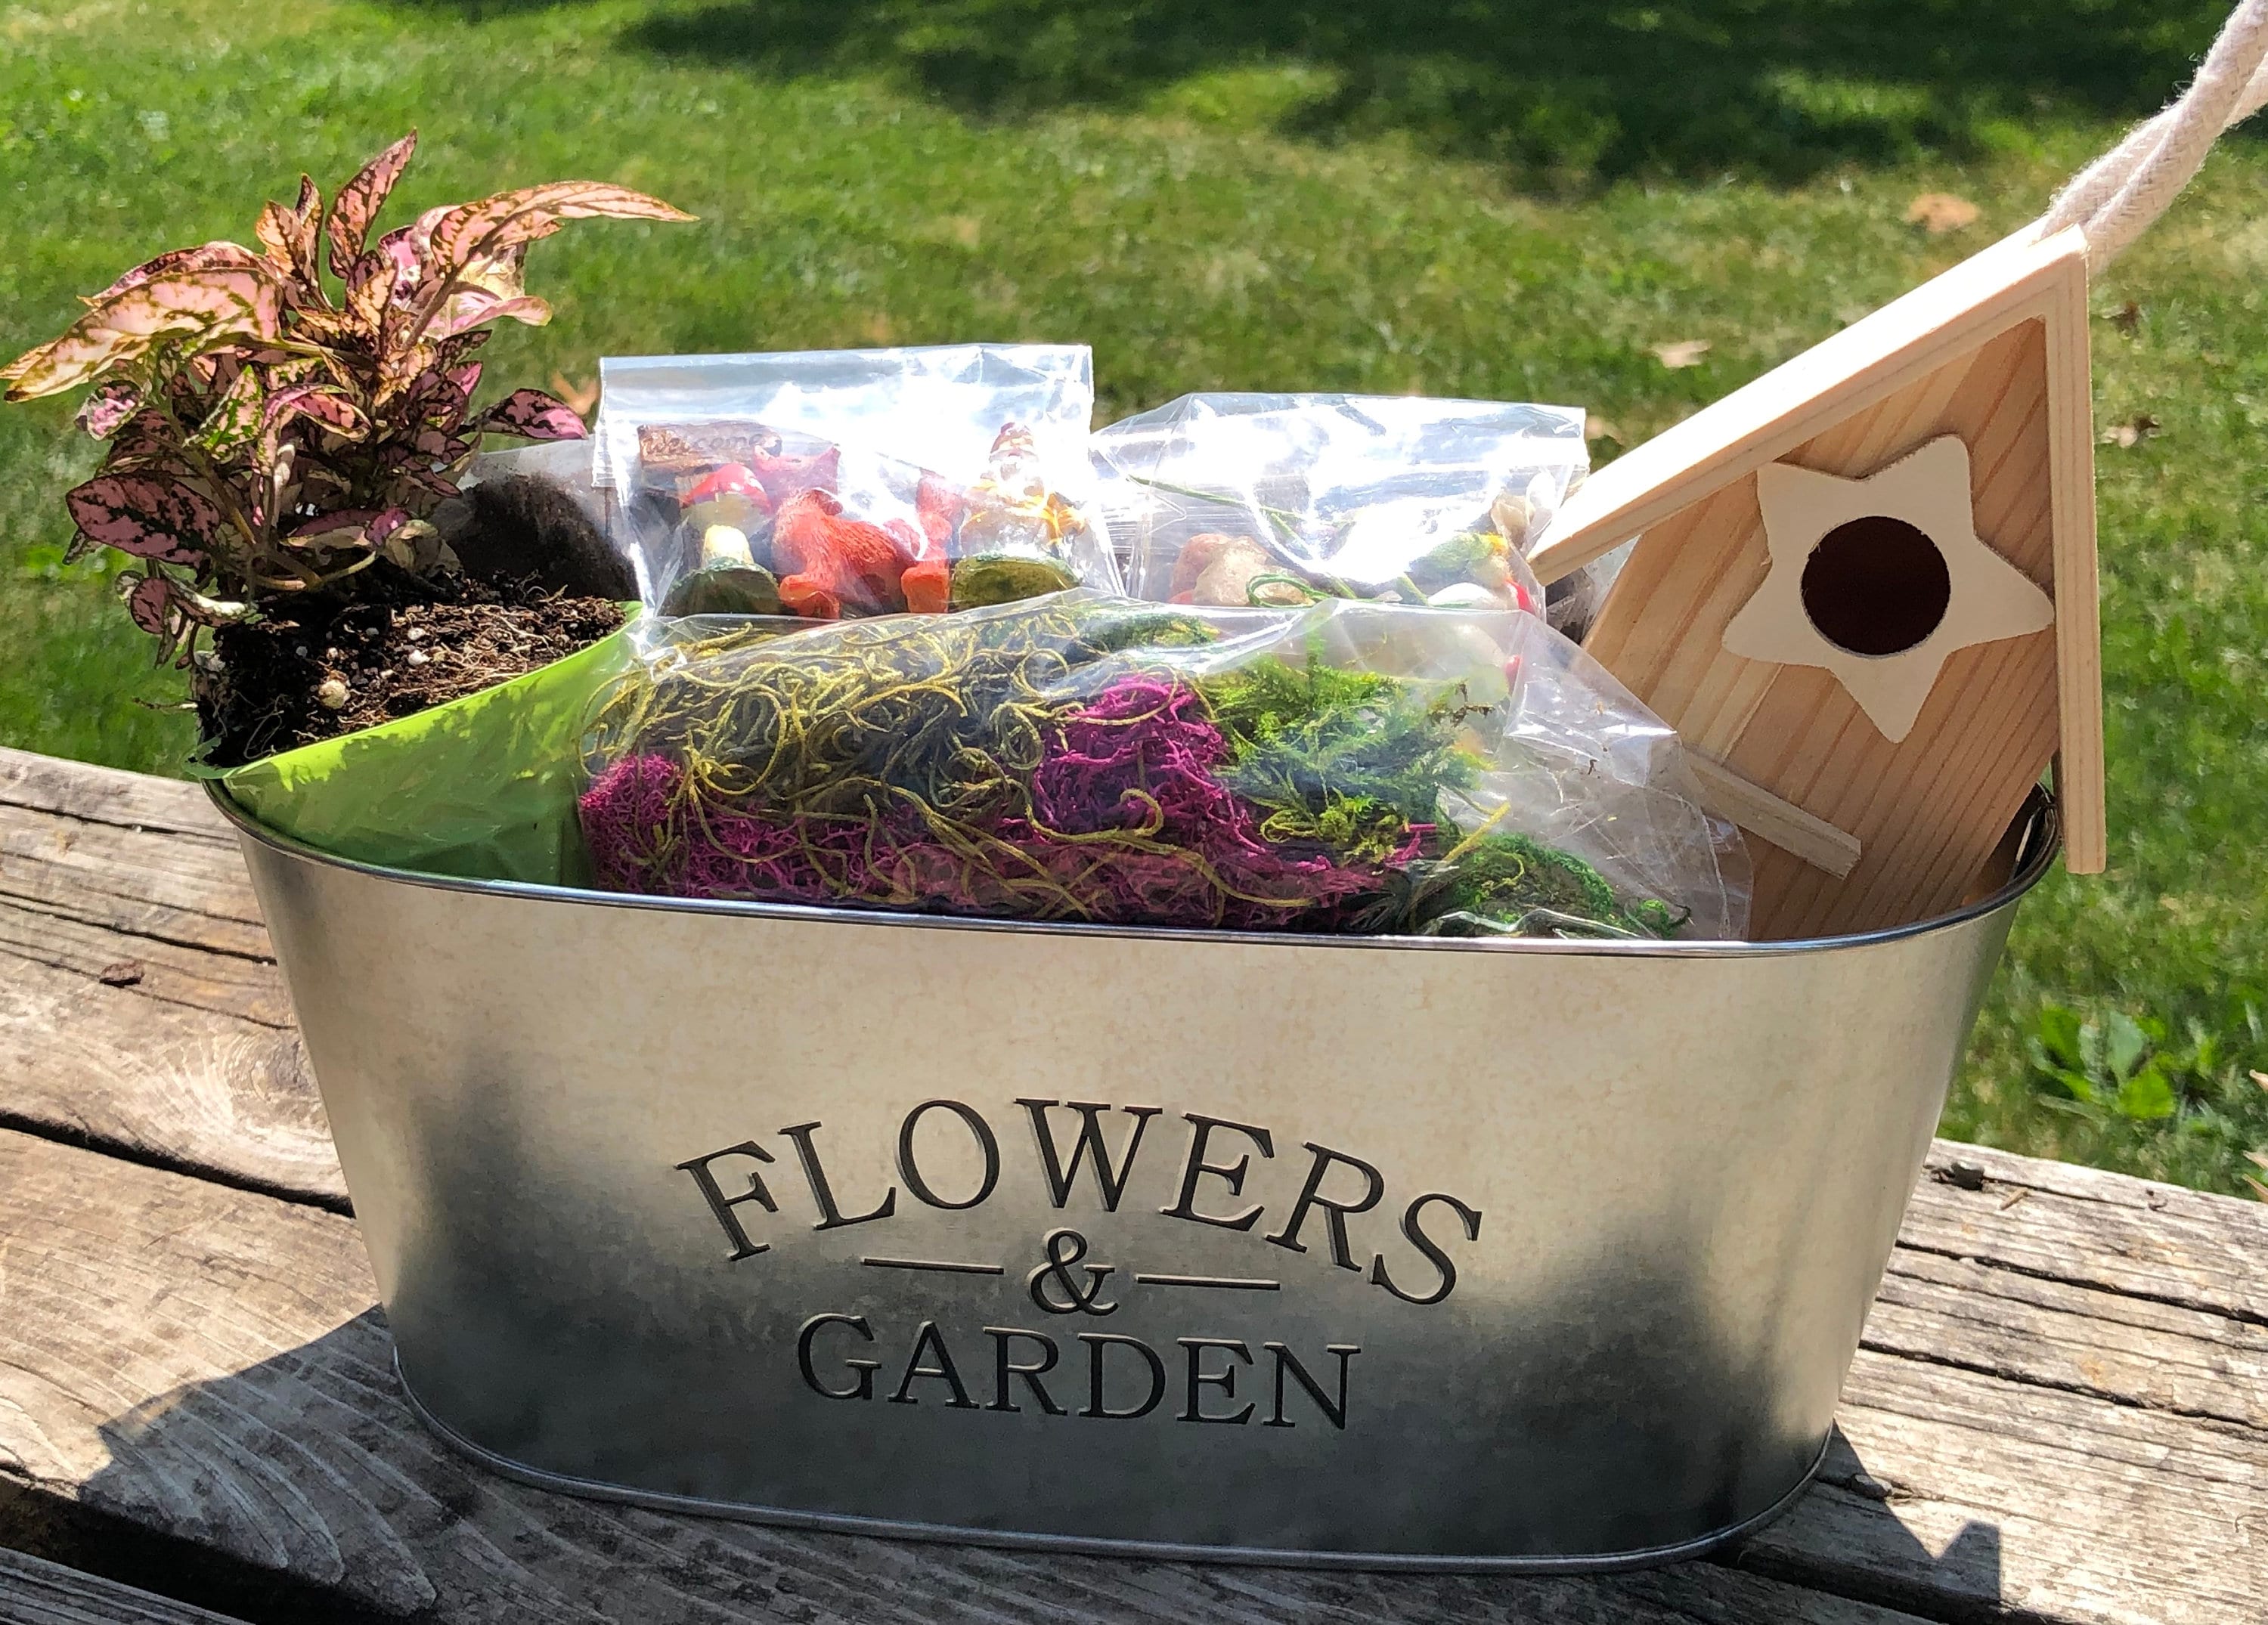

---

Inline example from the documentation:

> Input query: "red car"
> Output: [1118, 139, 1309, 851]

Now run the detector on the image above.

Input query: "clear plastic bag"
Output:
[445, 438, 640, 600]
[1093, 393, 1606, 632]
[593, 344, 1120, 618]
[578, 591, 1749, 939]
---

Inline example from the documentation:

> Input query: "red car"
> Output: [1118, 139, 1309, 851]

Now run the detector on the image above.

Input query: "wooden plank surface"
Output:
[0, 1549, 249, 1625]
[0, 1128, 1930, 1625]
[0, 1548, 250, 1625]
[0, 747, 2260, 1623]
[0, 748, 343, 1206]
[2, 1119, 2261, 1622]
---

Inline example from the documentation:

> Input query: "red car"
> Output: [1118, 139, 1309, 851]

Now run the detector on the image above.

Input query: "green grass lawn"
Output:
[4, 0, 2264, 1194]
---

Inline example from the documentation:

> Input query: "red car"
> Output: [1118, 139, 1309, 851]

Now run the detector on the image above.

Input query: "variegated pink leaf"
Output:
[374, 340, 444, 410]
[77, 382, 143, 439]
[412, 428, 473, 462]
[473, 387, 586, 441]
[67, 473, 223, 564]
[81, 241, 265, 306]
[256, 177, 323, 288]
[456, 234, 539, 299]
[378, 203, 451, 300]
[432, 289, 551, 336]
[194, 365, 267, 453]
[367, 507, 411, 545]
[266, 382, 366, 436]
[327, 132, 417, 279]
[394, 365, 472, 432]
[342, 249, 392, 336]
[2, 268, 284, 401]
[119, 573, 175, 636]
[402, 466, 461, 500]
[287, 508, 380, 549]
[101, 410, 191, 472]
[169, 583, 251, 626]
[426, 183, 690, 284]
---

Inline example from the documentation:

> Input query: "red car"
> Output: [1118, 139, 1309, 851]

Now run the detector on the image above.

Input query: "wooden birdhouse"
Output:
[1527, 226, 2106, 940]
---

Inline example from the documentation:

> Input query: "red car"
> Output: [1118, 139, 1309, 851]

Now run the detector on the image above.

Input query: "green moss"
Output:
[1201, 652, 1480, 859]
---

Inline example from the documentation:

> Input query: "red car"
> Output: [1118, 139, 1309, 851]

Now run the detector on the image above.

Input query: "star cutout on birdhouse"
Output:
[1721, 434, 2055, 743]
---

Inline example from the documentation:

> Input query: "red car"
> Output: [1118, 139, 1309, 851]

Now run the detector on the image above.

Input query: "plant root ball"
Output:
[448, 474, 636, 600]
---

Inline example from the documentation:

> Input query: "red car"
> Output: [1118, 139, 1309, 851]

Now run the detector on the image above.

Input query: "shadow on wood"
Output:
[1, 1302, 2008, 1624]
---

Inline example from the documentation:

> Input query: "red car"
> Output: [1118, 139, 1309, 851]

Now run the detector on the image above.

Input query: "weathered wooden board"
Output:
[0, 748, 341, 1206]
[0, 1128, 1934, 1625]
[0, 1548, 251, 1625]
[2, 1122, 2262, 1623]
[0, 1549, 249, 1625]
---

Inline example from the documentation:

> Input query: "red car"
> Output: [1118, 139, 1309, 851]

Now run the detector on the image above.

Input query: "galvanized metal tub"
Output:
[221, 788, 2055, 1572]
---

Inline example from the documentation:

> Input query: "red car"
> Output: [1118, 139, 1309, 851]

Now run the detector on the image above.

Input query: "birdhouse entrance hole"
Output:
[1799, 515, 1952, 657]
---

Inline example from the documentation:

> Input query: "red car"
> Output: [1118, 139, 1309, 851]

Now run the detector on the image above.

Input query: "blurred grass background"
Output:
[3, 0, 2263, 1193]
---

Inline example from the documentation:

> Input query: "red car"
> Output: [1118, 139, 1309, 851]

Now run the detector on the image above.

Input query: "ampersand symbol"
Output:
[1027, 1227, 1117, 1317]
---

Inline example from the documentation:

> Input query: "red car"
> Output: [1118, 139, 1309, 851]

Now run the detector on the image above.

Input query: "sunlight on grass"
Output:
[0, 0, 2262, 1193]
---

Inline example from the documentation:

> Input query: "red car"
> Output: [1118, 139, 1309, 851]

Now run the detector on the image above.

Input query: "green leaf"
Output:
[2115, 1066, 2177, 1121]
[2031, 1004, 2084, 1070]
[2077, 1017, 2108, 1085]
[2103, 1011, 2150, 1083]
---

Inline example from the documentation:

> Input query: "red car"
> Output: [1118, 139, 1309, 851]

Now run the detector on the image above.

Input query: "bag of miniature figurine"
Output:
[592, 343, 1120, 621]
[576, 590, 1748, 939]
[1093, 392, 1622, 638]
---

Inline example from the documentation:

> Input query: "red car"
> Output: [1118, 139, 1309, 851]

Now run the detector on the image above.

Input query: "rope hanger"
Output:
[2038, 0, 2268, 265]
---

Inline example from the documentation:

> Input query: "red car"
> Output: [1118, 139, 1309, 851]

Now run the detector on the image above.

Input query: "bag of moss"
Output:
[213, 620, 644, 887]
[577, 592, 1749, 939]
[1095, 393, 1621, 636]
[592, 344, 1120, 620]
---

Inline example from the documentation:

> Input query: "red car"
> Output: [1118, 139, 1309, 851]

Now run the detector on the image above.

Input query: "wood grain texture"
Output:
[0, 1549, 249, 1625]
[0, 1128, 1932, 1625]
[0, 748, 341, 1205]
[3, 1123, 2263, 1622]
[1584, 317, 2068, 939]
[2040, 251, 2108, 874]
[1687, 754, 1862, 877]
[1531, 224, 2106, 925]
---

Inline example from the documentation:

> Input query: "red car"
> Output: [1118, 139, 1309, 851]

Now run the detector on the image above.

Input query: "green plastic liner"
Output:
[214, 618, 638, 888]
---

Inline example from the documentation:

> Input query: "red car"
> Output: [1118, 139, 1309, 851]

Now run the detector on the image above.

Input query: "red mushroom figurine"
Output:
[682, 463, 773, 535]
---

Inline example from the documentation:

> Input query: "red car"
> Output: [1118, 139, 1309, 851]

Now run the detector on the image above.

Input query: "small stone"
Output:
[406, 627, 426, 642]
[1944, 1160, 1986, 1191]
[293, 645, 309, 658]
[405, 648, 429, 667]
[98, 959, 144, 988]
[316, 677, 349, 710]
[1847, 1472, 1892, 1501]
